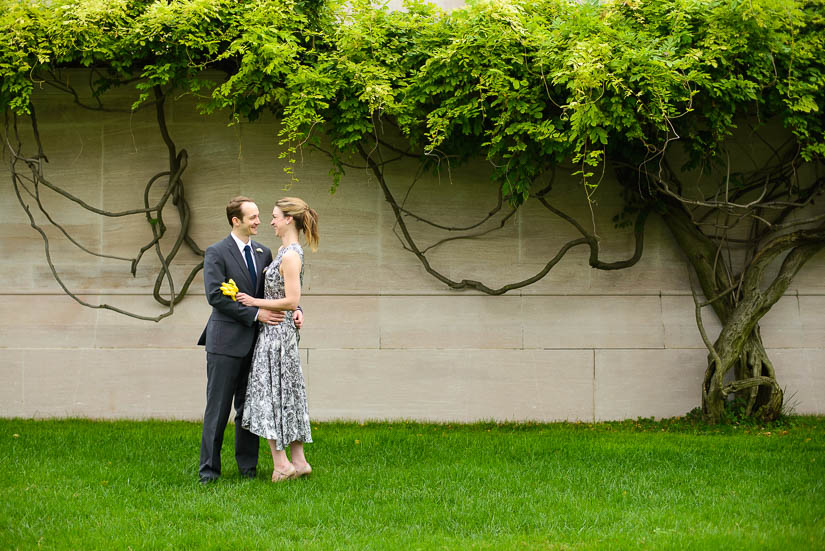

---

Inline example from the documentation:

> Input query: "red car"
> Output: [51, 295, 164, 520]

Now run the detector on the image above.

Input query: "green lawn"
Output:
[1, 417, 823, 550]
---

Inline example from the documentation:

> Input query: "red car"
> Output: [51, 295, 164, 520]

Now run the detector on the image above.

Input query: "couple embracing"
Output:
[197, 196, 319, 484]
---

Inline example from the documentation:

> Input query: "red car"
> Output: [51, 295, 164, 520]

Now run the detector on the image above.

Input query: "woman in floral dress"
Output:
[237, 197, 319, 482]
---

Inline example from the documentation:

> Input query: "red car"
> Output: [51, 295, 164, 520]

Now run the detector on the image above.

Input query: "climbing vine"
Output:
[2, 0, 824, 421]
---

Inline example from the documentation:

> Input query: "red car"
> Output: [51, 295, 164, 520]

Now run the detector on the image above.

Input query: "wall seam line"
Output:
[592, 348, 596, 423]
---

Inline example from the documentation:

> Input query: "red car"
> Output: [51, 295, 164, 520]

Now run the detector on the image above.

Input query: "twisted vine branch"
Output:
[4, 85, 204, 322]
[353, 137, 648, 295]
[646, 129, 825, 421]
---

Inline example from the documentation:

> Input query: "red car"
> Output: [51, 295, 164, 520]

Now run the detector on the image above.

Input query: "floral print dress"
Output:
[242, 243, 312, 449]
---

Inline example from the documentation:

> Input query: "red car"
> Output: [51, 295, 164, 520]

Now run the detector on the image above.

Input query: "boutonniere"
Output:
[255, 247, 263, 254]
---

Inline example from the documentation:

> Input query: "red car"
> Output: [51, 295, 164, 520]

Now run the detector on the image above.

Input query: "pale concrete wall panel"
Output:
[186, 188, 250, 250]
[238, 123, 338, 197]
[3, 78, 823, 422]
[72, 350, 152, 417]
[32, 121, 101, 171]
[758, 296, 804, 348]
[589, 255, 687, 295]
[304, 349, 593, 422]
[377, 168, 521, 267]
[794, 249, 825, 294]
[587, 217, 689, 295]
[395, 217, 521, 271]
[382, 199, 535, 286]
[99, 148, 196, 275]
[515, 249, 594, 296]
[101, 131, 197, 254]
[0, 265, 36, 293]
[25, 126, 103, 226]
[0, 182, 36, 224]
[237, 126, 384, 282]
[779, 197, 825, 293]
[98, 122, 239, 244]
[16, 348, 206, 419]
[800, 296, 825, 344]
[160, 123, 242, 198]
[173, 127, 244, 196]
[298, 195, 381, 269]
[4, 150, 103, 267]
[523, 296, 664, 349]
[20, 349, 84, 417]
[237, 121, 283, 174]
[0, 350, 25, 414]
[28, 92, 99, 125]
[101, 122, 168, 192]
[304, 349, 465, 420]
[130, 349, 205, 419]
[513, 201, 593, 295]
[518, 198, 594, 262]
[29, 78, 157, 126]
[462, 349, 594, 421]
[376, 211, 467, 266]
[30, 261, 204, 294]
[19, 236, 107, 296]
[2, 224, 100, 288]
[72, 349, 204, 419]
[594, 349, 706, 420]
[167, 90, 228, 124]
[0, 295, 99, 349]
[237, 120, 339, 177]
[379, 247, 527, 295]
[33, 223, 102, 259]
[0, 119, 78, 266]
[378, 296, 523, 349]
[297, 296, 380, 349]
[377, 261, 453, 294]
[518, 178, 632, 258]
[307, 260, 379, 294]
[283, 193, 380, 269]
[770, 349, 825, 415]
[661, 295, 722, 349]
[379, 154, 497, 212]
[650, 294, 806, 350]
[92, 296, 207, 349]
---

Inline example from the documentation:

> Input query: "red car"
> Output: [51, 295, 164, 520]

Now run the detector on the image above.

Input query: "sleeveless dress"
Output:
[242, 243, 312, 449]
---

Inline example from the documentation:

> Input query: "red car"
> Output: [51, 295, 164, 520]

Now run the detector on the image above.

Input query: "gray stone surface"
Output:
[522, 296, 665, 349]
[0, 76, 822, 422]
[304, 349, 594, 421]
[594, 349, 706, 420]
[769, 349, 824, 415]
[378, 296, 523, 349]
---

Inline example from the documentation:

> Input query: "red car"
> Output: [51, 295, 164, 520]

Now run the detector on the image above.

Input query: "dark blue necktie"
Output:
[243, 245, 257, 290]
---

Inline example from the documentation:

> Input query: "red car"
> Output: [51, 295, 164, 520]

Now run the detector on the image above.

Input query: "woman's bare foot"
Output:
[293, 461, 312, 477]
[271, 462, 297, 482]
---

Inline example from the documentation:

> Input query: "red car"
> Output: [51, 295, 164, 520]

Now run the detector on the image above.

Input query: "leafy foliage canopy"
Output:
[2, 0, 822, 195]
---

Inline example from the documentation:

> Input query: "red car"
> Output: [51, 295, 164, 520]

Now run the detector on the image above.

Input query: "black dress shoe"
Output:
[199, 475, 218, 485]
[240, 469, 257, 480]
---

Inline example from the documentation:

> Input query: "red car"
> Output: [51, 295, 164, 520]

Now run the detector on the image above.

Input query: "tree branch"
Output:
[4, 82, 206, 321]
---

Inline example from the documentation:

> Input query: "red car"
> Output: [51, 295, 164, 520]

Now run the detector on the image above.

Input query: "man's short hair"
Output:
[226, 196, 255, 227]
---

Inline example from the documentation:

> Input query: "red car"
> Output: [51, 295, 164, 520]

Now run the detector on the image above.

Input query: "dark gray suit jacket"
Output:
[197, 235, 273, 358]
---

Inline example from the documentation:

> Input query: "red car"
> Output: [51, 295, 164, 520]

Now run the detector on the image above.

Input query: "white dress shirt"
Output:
[229, 232, 260, 319]
[230, 232, 256, 274]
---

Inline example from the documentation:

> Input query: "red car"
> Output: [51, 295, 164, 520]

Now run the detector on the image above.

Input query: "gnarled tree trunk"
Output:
[662, 200, 825, 422]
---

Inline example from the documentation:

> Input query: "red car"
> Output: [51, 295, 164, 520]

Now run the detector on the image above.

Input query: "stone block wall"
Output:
[1, 75, 822, 422]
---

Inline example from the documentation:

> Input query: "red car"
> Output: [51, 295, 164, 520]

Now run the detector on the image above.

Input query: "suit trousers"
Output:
[199, 350, 260, 480]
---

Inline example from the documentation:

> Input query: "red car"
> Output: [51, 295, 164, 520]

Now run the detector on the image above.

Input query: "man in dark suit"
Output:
[196, 196, 301, 483]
